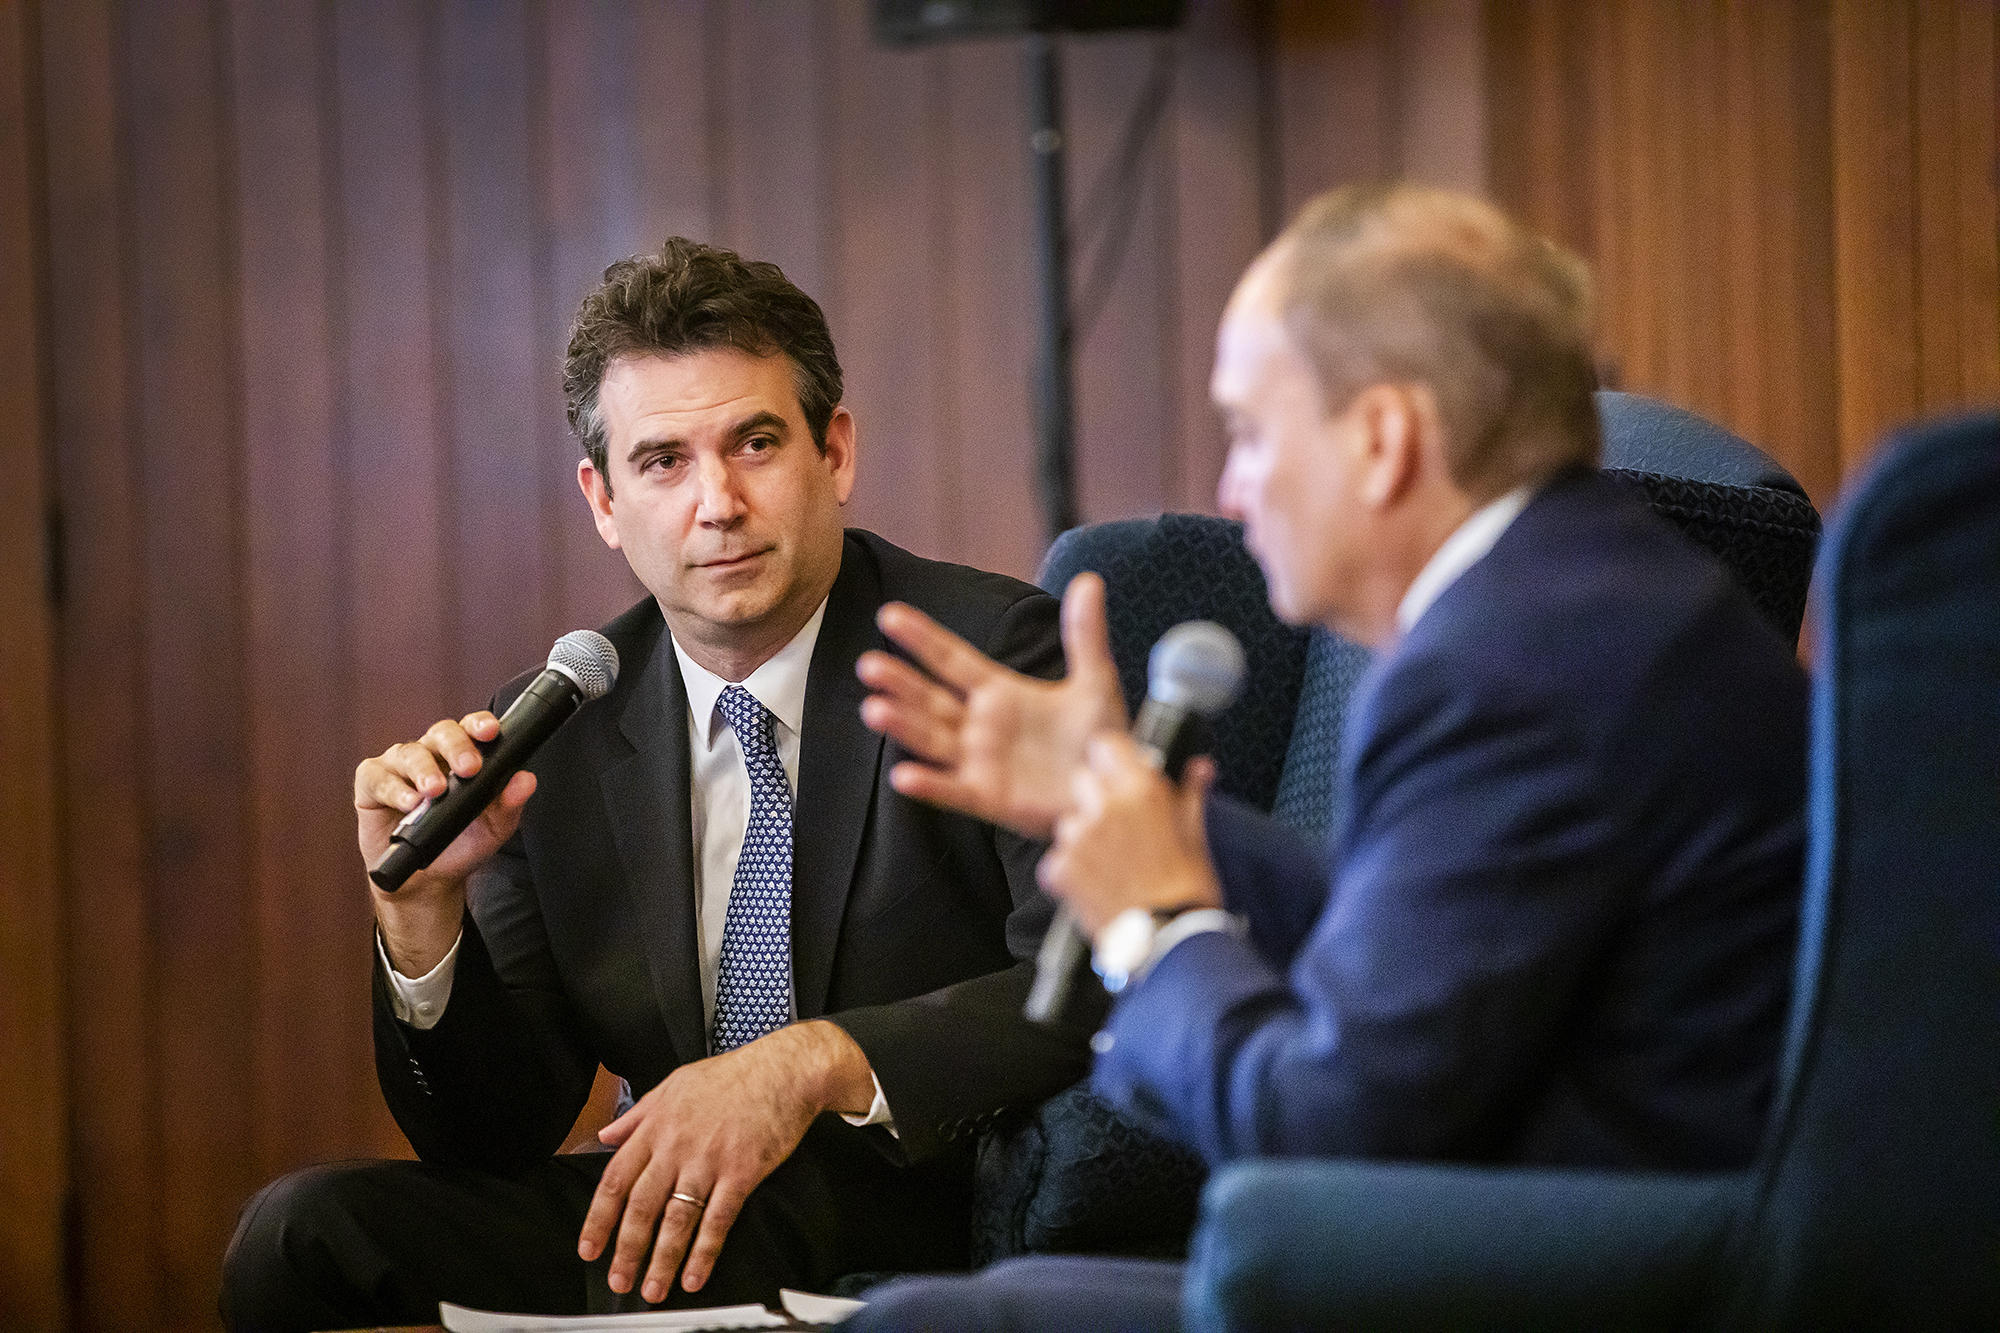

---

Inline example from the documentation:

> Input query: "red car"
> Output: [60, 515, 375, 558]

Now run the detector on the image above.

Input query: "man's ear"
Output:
[1349, 382, 1426, 509]
[823, 406, 858, 506]
[577, 458, 623, 551]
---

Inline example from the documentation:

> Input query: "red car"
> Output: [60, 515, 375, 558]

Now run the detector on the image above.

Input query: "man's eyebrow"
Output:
[622, 410, 791, 461]
[729, 410, 788, 437]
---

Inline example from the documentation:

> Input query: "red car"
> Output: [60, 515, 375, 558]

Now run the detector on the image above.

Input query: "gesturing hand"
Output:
[857, 572, 1127, 839]
[577, 1020, 874, 1302]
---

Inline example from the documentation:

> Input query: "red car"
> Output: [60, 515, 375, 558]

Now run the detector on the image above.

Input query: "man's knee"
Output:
[220, 1160, 405, 1333]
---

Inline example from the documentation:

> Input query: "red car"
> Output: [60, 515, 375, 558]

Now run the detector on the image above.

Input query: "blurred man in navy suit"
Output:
[853, 183, 1807, 1329]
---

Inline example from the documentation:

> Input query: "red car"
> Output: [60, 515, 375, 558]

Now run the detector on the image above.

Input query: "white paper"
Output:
[780, 1289, 868, 1324]
[438, 1300, 788, 1332]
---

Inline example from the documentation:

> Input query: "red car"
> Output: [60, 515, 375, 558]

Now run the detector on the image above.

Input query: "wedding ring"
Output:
[670, 1190, 708, 1210]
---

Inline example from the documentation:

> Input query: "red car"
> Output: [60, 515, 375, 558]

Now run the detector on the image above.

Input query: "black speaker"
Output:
[873, 0, 1184, 45]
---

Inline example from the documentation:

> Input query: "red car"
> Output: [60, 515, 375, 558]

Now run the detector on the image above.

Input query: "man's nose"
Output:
[694, 455, 746, 525]
[1216, 452, 1248, 520]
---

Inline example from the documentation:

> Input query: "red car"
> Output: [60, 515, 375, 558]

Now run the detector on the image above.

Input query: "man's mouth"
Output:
[693, 548, 770, 571]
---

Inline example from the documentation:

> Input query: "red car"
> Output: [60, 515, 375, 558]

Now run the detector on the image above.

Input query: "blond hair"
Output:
[1274, 183, 1600, 499]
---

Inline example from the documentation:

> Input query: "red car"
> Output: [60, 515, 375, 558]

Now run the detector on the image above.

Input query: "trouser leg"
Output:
[221, 1120, 973, 1333]
[220, 1154, 610, 1333]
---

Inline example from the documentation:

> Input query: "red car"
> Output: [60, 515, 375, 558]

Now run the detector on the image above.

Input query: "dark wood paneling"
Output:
[0, 1, 67, 1326]
[120, 3, 257, 1322]
[229, 0, 386, 1184]
[939, 36, 1042, 581]
[826, 12, 950, 558]
[41, 0, 158, 1325]
[440, 0, 554, 696]
[336, 0, 452, 758]
[1070, 30, 1178, 525]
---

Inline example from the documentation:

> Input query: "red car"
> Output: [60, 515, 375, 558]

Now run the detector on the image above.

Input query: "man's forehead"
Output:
[602, 347, 801, 421]
[1211, 248, 1294, 401]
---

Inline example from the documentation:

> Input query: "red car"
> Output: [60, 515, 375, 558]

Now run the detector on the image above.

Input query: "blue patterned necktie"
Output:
[712, 685, 794, 1052]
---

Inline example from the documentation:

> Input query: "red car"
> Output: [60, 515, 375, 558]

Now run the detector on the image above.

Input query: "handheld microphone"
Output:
[1025, 621, 1246, 1023]
[369, 629, 620, 892]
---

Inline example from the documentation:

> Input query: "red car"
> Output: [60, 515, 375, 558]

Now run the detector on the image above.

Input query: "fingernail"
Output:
[643, 1280, 663, 1303]
[608, 1273, 628, 1293]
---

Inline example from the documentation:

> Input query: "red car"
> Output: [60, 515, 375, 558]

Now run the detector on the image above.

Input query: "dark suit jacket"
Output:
[1094, 470, 1807, 1172]
[375, 529, 1095, 1171]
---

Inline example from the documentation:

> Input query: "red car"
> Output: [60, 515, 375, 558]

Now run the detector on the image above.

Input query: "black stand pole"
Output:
[1026, 32, 1079, 545]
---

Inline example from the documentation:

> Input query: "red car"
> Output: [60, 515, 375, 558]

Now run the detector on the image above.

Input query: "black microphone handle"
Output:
[1024, 698, 1193, 1024]
[368, 670, 582, 892]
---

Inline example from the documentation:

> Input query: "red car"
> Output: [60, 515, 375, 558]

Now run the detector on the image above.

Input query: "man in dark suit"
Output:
[851, 184, 1806, 1328]
[220, 239, 1092, 1331]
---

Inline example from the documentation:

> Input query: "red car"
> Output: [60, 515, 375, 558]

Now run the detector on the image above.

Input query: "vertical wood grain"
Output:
[824, 9, 949, 558]
[229, 0, 385, 1186]
[119, 3, 257, 1321]
[940, 37, 1041, 581]
[40, 0, 158, 1324]
[1069, 31, 1176, 524]
[335, 0, 452, 756]
[1831, 0, 1920, 466]
[0, 0, 68, 1325]
[439, 0, 555, 695]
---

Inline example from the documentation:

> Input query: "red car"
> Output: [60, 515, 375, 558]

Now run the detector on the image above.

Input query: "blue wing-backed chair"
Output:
[1183, 408, 2000, 1329]
[970, 393, 1823, 1264]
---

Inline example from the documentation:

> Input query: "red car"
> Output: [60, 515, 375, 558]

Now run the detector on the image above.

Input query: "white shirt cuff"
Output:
[379, 930, 460, 1030]
[838, 1071, 898, 1138]
[1135, 908, 1239, 986]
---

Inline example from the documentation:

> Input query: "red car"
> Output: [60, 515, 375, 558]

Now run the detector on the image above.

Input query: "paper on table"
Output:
[779, 1289, 867, 1324]
[438, 1300, 788, 1332]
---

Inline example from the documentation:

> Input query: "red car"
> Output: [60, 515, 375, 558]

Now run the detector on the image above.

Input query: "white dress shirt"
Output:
[382, 597, 895, 1130]
[1107, 483, 1537, 986]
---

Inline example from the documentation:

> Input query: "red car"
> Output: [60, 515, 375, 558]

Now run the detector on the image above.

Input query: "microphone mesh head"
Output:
[547, 629, 620, 700]
[1147, 621, 1247, 716]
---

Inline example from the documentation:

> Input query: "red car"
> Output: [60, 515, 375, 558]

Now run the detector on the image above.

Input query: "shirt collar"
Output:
[670, 597, 829, 749]
[1395, 485, 1534, 635]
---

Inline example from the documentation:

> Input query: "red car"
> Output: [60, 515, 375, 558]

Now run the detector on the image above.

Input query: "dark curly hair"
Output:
[563, 238, 843, 483]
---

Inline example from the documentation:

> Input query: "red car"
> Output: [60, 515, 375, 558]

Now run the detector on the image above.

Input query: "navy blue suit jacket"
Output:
[1093, 470, 1807, 1172]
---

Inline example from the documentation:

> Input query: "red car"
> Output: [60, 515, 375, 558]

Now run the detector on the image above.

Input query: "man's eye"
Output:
[641, 453, 683, 473]
[743, 435, 776, 454]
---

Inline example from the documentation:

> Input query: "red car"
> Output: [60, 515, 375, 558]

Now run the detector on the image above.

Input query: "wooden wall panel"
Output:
[119, 3, 257, 1322]
[0, 1, 67, 1326]
[40, 0, 159, 1324]
[1070, 31, 1179, 524]
[825, 17, 950, 558]
[439, 0, 556, 696]
[229, 0, 386, 1182]
[10, 4, 1993, 1328]
[1489, 0, 1994, 506]
[938, 37, 1042, 580]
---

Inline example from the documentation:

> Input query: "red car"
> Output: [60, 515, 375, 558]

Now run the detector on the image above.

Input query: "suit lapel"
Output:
[790, 535, 884, 1019]
[600, 625, 710, 1067]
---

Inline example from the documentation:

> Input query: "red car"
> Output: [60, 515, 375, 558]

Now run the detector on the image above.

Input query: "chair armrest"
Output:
[1184, 1159, 1748, 1332]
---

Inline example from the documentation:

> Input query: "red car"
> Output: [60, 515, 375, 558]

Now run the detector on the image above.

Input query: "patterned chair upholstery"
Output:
[972, 393, 1822, 1265]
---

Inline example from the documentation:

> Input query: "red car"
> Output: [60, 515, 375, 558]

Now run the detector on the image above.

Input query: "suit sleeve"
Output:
[371, 686, 601, 1169]
[1091, 653, 1639, 1164]
[827, 589, 1104, 1164]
